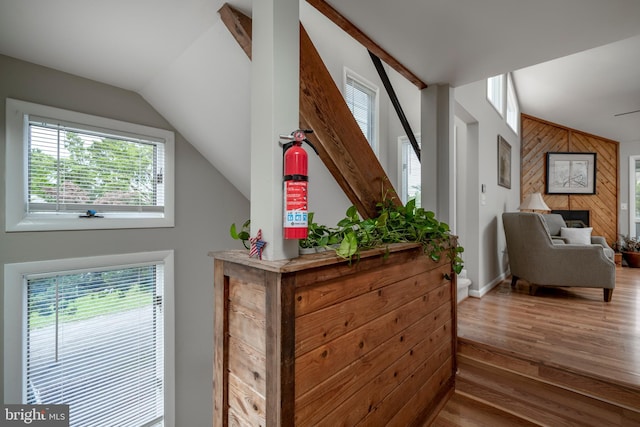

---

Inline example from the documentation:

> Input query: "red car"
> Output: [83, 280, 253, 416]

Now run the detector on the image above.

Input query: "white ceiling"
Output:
[1, 0, 639, 196]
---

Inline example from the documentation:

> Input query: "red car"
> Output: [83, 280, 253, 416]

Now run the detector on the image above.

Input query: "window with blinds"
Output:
[25, 262, 165, 427]
[345, 74, 377, 150]
[5, 98, 175, 231]
[28, 117, 164, 214]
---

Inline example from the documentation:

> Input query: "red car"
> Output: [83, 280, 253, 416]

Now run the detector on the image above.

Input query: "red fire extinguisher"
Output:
[281, 129, 318, 239]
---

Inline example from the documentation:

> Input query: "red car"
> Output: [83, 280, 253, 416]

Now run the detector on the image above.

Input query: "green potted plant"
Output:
[618, 234, 640, 267]
[330, 199, 464, 275]
[229, 197, 464, 275]
[299, 213, 330, 253]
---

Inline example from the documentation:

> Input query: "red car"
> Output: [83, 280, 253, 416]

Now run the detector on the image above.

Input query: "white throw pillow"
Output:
[560, 227, 592, 245]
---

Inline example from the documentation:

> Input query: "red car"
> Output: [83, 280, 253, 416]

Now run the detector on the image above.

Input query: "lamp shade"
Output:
[519, 192, 550, 211]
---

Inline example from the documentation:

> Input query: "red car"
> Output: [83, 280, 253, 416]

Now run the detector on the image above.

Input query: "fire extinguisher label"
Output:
[284, 180, 308, 228]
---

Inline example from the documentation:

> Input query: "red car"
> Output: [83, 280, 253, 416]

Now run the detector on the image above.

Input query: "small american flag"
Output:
[249, 229, 267, 260]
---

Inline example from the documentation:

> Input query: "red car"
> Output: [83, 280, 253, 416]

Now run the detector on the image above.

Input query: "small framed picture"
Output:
[497, 135, 511, 189]
[546, 152, 597, 194]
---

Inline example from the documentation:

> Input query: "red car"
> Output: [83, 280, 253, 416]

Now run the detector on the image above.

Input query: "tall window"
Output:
[4, 251, 174, 427]
[345, 72, 377, 152]
[399, 136, 421, 207]
[506, 74, 520, 134]
[487, 74, 505, 116]
[6, 98, 175, 231]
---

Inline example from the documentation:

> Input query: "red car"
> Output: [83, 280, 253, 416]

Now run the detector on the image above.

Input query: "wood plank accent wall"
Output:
[219, 3, 401, 219]
[521, 114, 619, 244]
[212, 244, 457, 426]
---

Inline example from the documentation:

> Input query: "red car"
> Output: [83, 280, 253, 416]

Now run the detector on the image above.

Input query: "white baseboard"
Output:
[457, 277, 472, 303]
[468, 270, 509, 298]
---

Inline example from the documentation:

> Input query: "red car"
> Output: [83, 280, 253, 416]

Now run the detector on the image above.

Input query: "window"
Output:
[399, 136, 421, 207]
[487, 74, 504, 116]
[4, 251, 175, 427]
[345, 71, 378, 152]
[506, 74, 520, 134]
[5, 98, 175, 231]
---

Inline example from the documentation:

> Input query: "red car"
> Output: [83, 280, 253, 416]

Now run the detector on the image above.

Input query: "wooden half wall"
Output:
[521, 114, 619, 244]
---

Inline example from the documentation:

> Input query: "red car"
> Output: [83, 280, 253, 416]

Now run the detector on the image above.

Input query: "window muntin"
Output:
[487, 74, 505, 116]
[345, 72, 378, 152]
[6, 98, 175, 231]
[4, 251, 174, 427]
[506, 73, 520, 134]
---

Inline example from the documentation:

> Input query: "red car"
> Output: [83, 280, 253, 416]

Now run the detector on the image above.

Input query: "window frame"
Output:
[398, 134, 422, 206]
[506, 73, 520, 134]
[4, 250, 175, 426]
[5, 98, 175, 232]
[487, 74, 505, 117]
[344, 68, 379, 154]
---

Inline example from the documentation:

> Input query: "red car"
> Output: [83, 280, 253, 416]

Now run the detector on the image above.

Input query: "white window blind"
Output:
[28, 116, 164, 214]
[345, 75, 376, 147]
[25, 263, 165, 427]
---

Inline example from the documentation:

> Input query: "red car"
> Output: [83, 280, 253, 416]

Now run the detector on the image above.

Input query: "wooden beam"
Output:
[218, 4, 253, 59]
[219, 3, 401, 219]
[305, 0, 428, 90]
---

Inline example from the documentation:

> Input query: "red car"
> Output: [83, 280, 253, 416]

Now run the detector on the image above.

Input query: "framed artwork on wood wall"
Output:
[546, 152, 597, 194]
[497, 135, 511, 189]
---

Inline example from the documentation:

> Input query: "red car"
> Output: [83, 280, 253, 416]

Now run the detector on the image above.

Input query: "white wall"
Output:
[454, 79, 521, 296]
[0, 54, 250, 426]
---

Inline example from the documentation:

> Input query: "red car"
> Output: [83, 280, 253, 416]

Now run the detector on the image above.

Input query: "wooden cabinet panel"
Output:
[212, 243, 457, 426]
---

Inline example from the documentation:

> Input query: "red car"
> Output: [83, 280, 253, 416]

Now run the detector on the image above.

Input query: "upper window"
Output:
[487, 74, 505, 116]
[5, 98, 175, 231]
[4, 251, 174, 427]
[399, 135, 421, 208]
[344, 71, 378, 152]
[506, 73, 520, 134]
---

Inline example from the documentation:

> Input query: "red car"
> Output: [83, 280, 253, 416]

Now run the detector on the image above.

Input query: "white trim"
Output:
[468, 270, 509, 298]
[506, 73, 520, 135]
[5, 98, 175, 232]
[629, 156, 640, 237]
[486, 74, 505, 117]
[397, 134, 422, 205]
[4, 250, 175, 426]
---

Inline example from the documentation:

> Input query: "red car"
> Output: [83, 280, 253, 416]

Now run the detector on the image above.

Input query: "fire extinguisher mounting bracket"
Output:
[279, 129, 319, 156]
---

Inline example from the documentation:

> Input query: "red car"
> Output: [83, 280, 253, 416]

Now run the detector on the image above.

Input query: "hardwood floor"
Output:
[434, 266, 640, 426]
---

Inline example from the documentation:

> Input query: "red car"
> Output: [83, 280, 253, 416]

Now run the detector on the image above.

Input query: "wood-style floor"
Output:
[435, 266, 640, 426]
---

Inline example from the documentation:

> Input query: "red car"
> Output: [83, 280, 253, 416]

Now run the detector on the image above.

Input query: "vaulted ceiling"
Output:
[1, 0, 639, 197]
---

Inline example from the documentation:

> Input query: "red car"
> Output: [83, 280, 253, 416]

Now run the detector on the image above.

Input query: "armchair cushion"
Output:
[560, 227, 593, 245]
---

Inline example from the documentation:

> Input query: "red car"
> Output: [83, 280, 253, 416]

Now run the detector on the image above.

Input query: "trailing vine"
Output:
[230, 198, 464, 275]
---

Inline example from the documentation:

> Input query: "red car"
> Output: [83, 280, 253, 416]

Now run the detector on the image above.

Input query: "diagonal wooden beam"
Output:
[305, 0, 427, 90]
[219, 3, 401, 219]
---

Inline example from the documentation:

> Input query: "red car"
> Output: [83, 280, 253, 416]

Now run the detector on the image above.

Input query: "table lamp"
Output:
[519, 192, 550, 212]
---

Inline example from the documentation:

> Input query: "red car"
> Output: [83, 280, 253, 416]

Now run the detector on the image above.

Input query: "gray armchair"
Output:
[542, 213, 615, 261]
[502, 212, 615, 302]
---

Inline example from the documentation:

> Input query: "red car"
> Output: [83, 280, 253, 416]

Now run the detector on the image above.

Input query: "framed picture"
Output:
[497, 135, 511, 189]
[546, 152, 597, 194]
